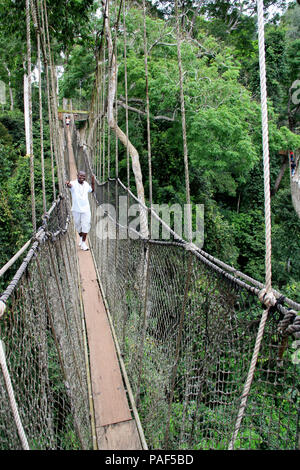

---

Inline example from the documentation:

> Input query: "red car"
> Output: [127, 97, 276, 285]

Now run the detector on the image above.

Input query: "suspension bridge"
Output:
[0, 0, 300, 451]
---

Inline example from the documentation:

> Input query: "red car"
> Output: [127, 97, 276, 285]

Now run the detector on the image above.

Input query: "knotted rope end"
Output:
[258, 288, 276, 309]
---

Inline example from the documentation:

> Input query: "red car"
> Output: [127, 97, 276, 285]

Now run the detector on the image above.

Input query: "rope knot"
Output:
[278, 310, 300, 338]
[31, 234, 40, 244]
[185, 242, 197, 252]
[45, 231, 55, 242]
[258, 288, 276, 309]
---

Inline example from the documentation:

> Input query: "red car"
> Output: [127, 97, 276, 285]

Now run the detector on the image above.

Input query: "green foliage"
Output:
[229, 209, 266, 281]
[0, 122, 12, 146]
[59, 44, 95, 104]
[0, 107, 57, 281]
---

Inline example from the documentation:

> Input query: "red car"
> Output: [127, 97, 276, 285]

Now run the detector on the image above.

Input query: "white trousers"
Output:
[72, 210, 91, 234]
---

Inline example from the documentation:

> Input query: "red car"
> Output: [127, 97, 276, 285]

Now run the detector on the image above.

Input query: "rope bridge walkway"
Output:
[0, 0, 300, 451]
[0, 111, 300, 452]
[1, 121, 299, 450]
[66, 125, 144, 450]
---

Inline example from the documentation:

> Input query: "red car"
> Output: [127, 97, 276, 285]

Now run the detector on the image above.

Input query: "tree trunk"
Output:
[5, 67, 14, 111]
[271, 155, 288, 197]
[101, 0, 149, 238]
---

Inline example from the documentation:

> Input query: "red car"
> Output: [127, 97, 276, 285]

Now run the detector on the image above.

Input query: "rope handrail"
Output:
[75, 131, 300, 315]
[0, 195, 63, 280]
[0, 195, 68, 310]
[94, 175, 300, 313]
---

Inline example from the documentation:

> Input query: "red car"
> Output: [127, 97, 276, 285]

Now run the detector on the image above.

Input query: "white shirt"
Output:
[69, 179, 92, 213]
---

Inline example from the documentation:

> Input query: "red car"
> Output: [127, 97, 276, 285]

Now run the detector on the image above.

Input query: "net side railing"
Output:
[0, 196, 92, 450]
[73, 129, 300, 450]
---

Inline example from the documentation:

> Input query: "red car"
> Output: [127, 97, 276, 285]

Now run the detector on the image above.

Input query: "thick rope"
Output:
[123, 0, 130, 190]
[42, 0, 64, 193]
[102, 46, 106, 182]
[39, 0, 56, 200]
[0, 340, 30, 449]
[113, 0, 122, 180]
[257, 1, 273, 294]
[174, 0, 192, 243]
[31, 0, 46, 213]
[228, 0, 275, 449]
[228, 305, 270, 449]
[25, 0, 36, 232]
[0, 301, 6, 318]
[142, 0, 153, 217]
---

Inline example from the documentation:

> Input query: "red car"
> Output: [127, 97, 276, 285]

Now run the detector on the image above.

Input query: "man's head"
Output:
[77, 171, 86, 184]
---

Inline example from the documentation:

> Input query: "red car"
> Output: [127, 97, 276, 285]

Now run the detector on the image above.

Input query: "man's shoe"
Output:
[81, 242, 89, 251]
[78, 237, 83, 247]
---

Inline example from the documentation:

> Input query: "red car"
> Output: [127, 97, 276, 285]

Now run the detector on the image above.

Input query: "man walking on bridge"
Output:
[66, 171, 95, 251]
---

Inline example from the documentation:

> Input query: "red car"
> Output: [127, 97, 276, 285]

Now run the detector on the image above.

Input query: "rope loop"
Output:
[268, 295, 285, 318]
[30, 233, 41, 244]
[184, 242, 198, 252]
[45, 230, 54, 242]
[42, 213, 50, 224]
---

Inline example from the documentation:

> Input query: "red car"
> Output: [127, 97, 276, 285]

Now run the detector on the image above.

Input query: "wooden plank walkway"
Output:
[66, 125, 142, 450]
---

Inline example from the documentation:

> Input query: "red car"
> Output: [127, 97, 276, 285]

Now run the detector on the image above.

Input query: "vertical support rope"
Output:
[257, 0, 272, 293]
[164, 251, 193, 448]
[228, 0, 275, 450]
[31, 0, 46, 213]
[0, 340, 30, 450]
[102, 46, 106, 183]
[135, 243, 151, 408]
[99, 50, 103, 182]
[39, 0, 56, 200]
[26, 0, 36, 232]
[228, 306, 269, 449]
[123, 0, 130, 190]
[42, 0, 64, 193]
[142, 0, 153, 234]
[174, 0, 192, 243]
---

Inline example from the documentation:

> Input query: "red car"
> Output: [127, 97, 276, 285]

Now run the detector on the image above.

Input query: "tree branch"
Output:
[117, 99, 178, 122]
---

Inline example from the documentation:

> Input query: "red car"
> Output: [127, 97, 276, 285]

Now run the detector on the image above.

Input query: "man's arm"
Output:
[65, 180, 72, 188]
[91, 174, 95, 193]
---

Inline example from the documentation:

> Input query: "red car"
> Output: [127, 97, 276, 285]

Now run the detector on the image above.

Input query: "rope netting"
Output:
[0, 197, 92, 450]
[73, 128, 300, 450]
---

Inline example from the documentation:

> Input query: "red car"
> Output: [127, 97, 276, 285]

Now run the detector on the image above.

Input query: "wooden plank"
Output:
[66, 127, 141, 449]
[78, 245, 132, 427]
[97, 420, 143, 450]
